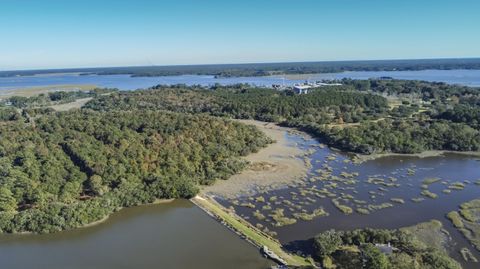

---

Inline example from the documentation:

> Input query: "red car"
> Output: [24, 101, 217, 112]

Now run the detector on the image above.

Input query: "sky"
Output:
[0, 0, 479, 70]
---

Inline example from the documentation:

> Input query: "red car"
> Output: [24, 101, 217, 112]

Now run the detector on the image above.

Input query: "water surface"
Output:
[0, 69, 479, 92]
[0, 200, 273, 269]
[221, 132, 480, 268]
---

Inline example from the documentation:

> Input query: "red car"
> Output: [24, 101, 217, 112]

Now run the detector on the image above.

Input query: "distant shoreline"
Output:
[355, 150, 480, 163]
[0, 84, 98, 99]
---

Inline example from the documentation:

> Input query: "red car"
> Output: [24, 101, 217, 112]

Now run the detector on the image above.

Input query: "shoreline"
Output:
[0, 84, 98, 99]
[355, 150, 480, 163]
[8, 198, 175, 236]
[202, 120, 310, 199]
[204, 119, 480, 198]
[77, 198, 176, 230]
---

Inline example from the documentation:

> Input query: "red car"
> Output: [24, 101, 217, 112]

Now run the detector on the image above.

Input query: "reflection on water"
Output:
[0, 200, 273, 269]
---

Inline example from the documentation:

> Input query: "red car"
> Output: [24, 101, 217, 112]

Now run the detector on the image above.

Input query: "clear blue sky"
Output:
[1, 0, 479, 70]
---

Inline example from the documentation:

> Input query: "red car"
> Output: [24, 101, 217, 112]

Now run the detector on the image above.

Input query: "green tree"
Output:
[0, 187, 17, 212]
[314, 230, 342, 258]
[362, 244, 390, 269]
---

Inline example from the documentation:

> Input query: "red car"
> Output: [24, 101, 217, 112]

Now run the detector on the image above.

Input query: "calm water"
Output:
[0, 200, 273, 269]
[221, 133, 480, 268]
[0, 69, 479, 92]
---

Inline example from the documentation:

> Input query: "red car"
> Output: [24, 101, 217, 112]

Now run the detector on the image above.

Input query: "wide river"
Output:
[0, 69, 480, 92]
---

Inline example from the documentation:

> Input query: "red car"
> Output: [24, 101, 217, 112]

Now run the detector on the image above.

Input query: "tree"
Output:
[314, 230, 342, 258]
[88, 175, 107, 195]
[362, 244, 390, 269]
[0, 187, 17, 212]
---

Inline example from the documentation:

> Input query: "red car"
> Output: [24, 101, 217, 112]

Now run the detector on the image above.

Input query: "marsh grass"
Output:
[460, 248, 478, 262]
[356, 208, 370, 214]
[448, 199, 480, 252]
[422, 177, 441, 185]
[421, 190, 438, 199]
[332, 199, 353, 214]
[412, 197, 425, 203]
[448, 182, 465, 190]
[269, 208, 297, 227]
[390, 198, 405, 204]
[293, 208, 329, 221]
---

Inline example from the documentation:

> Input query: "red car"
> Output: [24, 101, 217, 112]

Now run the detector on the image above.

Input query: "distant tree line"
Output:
[2, 58, 480, 78]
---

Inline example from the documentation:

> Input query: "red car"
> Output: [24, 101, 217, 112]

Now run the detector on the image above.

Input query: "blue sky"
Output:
[0, 0, 479, 70]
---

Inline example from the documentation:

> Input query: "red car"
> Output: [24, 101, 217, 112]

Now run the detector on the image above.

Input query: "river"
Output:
[0, 69, 480, 92]
[0, 200, 273, 269]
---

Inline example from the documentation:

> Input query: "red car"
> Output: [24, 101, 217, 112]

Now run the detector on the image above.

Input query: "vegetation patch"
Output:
[293, 208, 329, 221]
[422, 177, 441, 185]
[332, 199, 353, 214]
[269, 208, 297, 227]
[311, 220, 460, 269]
[447, 199, 480, 251]
[421, 190, 438, 199]
[448, 182, 465, 190]
[460, 248, 478, 262]
[390, 198, 405, 204]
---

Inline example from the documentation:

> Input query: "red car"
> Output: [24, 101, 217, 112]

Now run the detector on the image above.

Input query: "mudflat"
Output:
[202, 120, 308, 198]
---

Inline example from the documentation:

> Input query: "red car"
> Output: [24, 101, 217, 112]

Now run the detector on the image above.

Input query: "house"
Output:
[293, 84, 312, 94]
[374, 243, 398, 255]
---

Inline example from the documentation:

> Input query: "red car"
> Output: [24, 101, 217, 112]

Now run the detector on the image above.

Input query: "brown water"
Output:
[0, 200, 273, 269]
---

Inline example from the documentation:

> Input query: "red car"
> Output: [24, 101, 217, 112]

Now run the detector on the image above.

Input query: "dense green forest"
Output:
[85, 80, 480, 154]
[0, 110, 271, 233]
[2, 58, 480, 78]
[311, 225, 461, 269]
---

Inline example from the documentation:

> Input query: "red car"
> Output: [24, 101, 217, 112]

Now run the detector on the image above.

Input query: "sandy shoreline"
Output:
[202, 120, 309, 198]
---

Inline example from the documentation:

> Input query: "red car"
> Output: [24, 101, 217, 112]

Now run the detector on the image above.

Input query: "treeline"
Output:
[2, 58, 480, 78]
[0, 110, 271, 233]
[341, 78, 480, 104]
[286, 120, 480, 154]
[435, 105, 480, 129]
[313, 227, 461, 269]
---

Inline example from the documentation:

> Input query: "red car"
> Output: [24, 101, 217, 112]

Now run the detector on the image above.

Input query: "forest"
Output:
[0, 110, 271, 233]
[84, 80, 480, 154]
